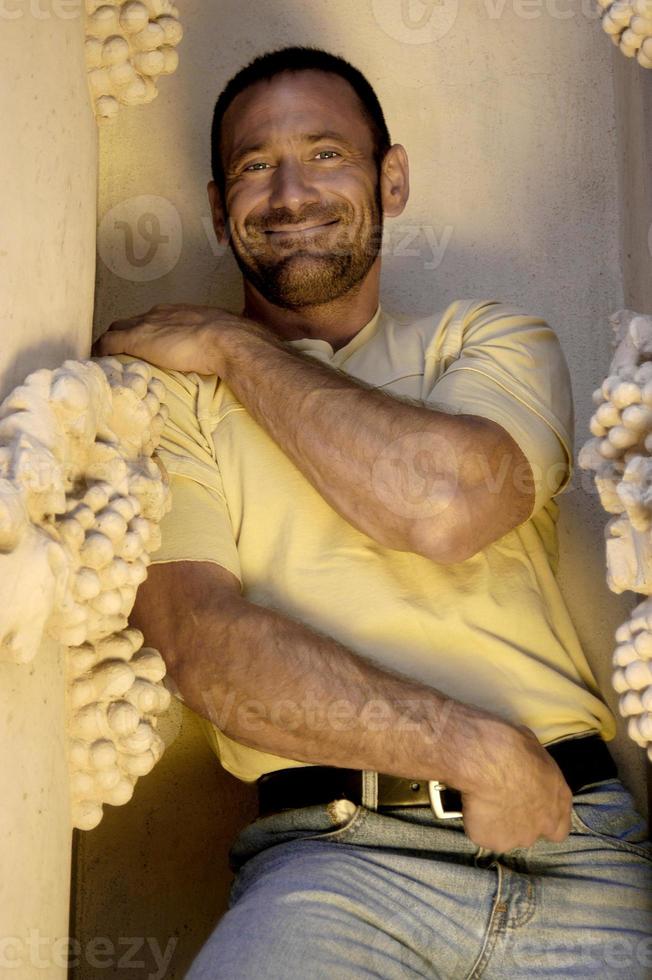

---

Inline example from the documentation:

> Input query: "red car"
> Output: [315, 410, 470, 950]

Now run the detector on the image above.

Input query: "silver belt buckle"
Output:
[428, 780, 462, 819]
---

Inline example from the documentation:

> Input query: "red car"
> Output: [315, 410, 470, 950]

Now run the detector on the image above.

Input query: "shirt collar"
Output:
[286, 305, 383, 364]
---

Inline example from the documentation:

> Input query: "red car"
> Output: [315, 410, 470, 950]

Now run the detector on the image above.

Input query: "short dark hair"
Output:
[210, 46, 392, 199]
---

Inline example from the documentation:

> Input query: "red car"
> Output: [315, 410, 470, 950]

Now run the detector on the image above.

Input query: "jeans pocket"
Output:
[229, 802, 367, 875]
[302, 803, 366, 843]
[570, 779, 652, 863]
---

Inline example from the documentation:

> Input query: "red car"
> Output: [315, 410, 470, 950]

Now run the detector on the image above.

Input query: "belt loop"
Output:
[362, 770, 378, 810]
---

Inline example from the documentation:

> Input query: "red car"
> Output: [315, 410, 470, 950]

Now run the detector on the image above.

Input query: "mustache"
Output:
[246, 203, 351, 234]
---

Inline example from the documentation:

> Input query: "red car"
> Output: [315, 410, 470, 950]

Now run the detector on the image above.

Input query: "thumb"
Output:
[94, 328, 135, 357]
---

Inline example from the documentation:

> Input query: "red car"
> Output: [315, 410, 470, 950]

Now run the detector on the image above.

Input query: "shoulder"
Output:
[379, 300, 506, 352]
[110, 355, 223, 427]
[422, 299, 552, 351]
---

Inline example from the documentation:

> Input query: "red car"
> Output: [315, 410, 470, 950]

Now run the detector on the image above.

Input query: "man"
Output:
[98, 47, 651, 979]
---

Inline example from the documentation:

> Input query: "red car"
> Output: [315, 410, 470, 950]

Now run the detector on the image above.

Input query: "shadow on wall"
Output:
[0, 340, 90, 405]
[71, 707, 258, 980]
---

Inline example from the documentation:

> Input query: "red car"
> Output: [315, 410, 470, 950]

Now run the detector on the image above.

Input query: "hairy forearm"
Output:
[98, 307, 533, 561]
[133, 567, 519, 791]
[215, 322, 498, 559]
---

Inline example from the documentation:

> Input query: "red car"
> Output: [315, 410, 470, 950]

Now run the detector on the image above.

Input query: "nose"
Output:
[267, 158, 319, 214]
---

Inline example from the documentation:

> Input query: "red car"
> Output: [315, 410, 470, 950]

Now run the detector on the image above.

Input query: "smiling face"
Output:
[216, 70, 386, 310]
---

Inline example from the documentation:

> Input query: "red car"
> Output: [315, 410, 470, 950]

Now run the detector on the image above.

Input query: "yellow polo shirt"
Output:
[144, 299, 616, 783]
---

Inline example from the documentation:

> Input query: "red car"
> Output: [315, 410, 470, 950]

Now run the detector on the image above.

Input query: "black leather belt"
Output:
[257, 734, 617, 820]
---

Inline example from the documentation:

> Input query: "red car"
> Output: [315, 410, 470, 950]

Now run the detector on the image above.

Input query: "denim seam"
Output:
[502, 870, 537, 930]
[465, 861, 504, 979]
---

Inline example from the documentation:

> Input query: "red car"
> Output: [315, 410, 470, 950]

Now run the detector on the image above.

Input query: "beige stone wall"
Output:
[74, 2, 650, 974]
[613, 55, 652, 317]
[1, 17, 96, 397]
[71, 708, 257, 980]
[0, 12, 97, 980]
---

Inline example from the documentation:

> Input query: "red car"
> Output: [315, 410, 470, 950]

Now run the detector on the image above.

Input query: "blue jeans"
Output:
[188, 779, 652, 979]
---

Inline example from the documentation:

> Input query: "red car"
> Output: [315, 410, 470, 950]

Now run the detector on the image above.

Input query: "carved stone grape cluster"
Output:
[85, 0, 183, 119]
[0, 356, 173, 829]
[580, 310, 652, 761]
[612, 599, 652, 760]
[598, 0, 652, 67]
[580, 313, 652, 593]
[69, 627, 169, 830]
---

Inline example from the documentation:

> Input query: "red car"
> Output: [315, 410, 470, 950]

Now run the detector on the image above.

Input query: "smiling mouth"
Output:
[264, 220, 339, 236]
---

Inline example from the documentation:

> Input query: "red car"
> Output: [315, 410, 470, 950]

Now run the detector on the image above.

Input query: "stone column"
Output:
[613, 52, 652, 317]
[0, 13, 96, 978]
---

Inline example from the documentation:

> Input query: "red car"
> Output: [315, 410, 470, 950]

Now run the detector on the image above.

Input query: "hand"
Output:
[93, 304, 260, 376]
[457, 717, 573, 852]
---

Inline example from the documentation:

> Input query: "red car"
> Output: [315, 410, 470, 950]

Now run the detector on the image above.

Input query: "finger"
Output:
[147, 303, 197, 317]
[544, 798, 573, 843]
[546, 826, 569, 844]
[95, 328, 137, 356]
[547, 809, 572, 843]
[106, 315, 144, 333]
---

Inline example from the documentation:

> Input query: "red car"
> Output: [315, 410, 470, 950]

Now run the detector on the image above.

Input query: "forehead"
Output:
[221, 70, 375, 162]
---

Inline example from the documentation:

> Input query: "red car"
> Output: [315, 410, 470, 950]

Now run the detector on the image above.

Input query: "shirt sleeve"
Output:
[425, 301, 574, 517]
[142, 363, 241, 584]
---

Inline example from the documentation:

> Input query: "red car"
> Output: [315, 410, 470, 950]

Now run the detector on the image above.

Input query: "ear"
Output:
[379, 145, 409, 219]
[207, 181, 228, 243]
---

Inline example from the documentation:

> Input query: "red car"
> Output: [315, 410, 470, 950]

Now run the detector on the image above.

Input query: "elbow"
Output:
[410, 531, 479, 566]
[406, 501, 479, 565]
[406, 494, 531, 565]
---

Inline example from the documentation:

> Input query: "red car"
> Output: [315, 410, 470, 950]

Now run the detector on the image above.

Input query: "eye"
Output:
[243, 161, 270, 172]
[314, 150, 340, 160]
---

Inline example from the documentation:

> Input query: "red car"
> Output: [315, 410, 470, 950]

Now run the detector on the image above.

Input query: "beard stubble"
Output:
[227, 184, 384, 310]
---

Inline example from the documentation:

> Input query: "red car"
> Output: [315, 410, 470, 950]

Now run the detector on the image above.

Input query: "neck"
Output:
[241, 260, 381, 351]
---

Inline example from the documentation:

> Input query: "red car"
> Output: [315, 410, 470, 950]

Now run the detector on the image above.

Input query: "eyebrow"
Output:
[228, 130, 358, 170]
